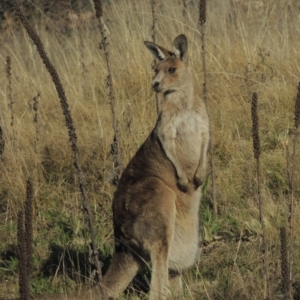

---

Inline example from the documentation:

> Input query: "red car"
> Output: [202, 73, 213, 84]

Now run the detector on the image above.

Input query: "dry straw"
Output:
[183, 0, 188, 15]
[93, 0, 123, 185]
[13, 2, 102, 281]
[124, 103, 133, 134]
[198, 0, 217, 216]
[251, 92, 271, 300]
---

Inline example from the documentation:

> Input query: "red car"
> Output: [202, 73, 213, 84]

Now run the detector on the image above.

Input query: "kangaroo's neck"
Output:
[161, 82, 195, 110]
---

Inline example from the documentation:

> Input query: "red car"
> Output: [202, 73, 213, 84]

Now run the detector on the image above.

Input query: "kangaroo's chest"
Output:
[156, 108, 207, 176]
[173, 111, 204, 168]
[175, 111, 203, 143]
[157, 109, 203, 143]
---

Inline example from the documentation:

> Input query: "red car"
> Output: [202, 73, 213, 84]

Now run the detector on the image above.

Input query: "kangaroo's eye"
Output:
[154, 69, 159, 75]
[168, 68, 176, 74]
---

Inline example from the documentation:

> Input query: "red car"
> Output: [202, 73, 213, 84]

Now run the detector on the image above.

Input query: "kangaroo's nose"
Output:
[152, 81, 160, 91]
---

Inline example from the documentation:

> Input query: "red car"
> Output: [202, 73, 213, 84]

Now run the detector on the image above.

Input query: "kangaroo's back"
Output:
[101, 34, 210, 300]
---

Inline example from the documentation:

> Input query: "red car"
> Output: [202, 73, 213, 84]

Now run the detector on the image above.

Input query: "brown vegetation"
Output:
[0, 0, 300, 299]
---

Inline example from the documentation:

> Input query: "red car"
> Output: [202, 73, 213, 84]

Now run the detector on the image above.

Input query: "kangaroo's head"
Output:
[144, 34, 191, 95]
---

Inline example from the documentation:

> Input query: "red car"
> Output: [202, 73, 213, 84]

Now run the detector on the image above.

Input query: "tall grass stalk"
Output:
[17, 208, 28, 300]
[0, 126, 4, 158]
[93, 0, 123, 185]
[124, 103, 133, 134]
[150, 0, 160, 115]
[280, 226, 290, 298]
[17, 179, 33, 300]
[183, 0, 187, 14]
[13, 2, 103, 282]
[24, 179, 33, 291]
[198, 0, 217, 216]
[6, 55, 13, 127]
[150, 0, 157, 44]
[286, 81, 300, 298]
[32, 93, 40, 154]
[251, 92, 271, 300]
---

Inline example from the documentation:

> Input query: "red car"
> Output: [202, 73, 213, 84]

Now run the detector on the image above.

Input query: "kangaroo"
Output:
[101, 34, 210, 299]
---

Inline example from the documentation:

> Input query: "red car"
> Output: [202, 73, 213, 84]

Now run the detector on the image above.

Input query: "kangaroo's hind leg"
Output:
[135, 178, 177, 300]
[101, 245, 141, 299]
[169, 270, 183, 298]
[148, 241, 170, 300]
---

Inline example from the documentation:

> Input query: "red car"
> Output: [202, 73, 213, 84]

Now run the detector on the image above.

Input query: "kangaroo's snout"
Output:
[152, 81, 161, 92]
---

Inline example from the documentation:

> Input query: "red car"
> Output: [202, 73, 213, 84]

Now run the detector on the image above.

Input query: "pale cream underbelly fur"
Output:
[168, 189, 201, 270]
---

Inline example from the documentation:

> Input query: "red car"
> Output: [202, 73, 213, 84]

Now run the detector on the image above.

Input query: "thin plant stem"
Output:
[0, 126, 4, 158]
[17, 209, 28, 300]
[32, 93, 40, 154]
[17, 179, 33, 300]
[285, 143, 293, 300]
[280, 226, 290, 298]
[25, 179, 33, 283]
[6, 55, 13, 127]
[14, 1, 102, 282]
[199, 0, 217, 216]
[286, 81, 300, 299]
[93, 0, 123, 185]
[251, 92, 271, 300]
[183, 0, 188, 14]
[150, 0, 160, 115]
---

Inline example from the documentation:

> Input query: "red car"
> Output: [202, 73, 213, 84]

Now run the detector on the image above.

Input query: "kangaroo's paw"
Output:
[193, 175, 203, 189]
[177, 175, 188, 192]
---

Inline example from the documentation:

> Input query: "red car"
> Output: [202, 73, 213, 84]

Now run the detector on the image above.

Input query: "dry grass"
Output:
[0, 0, 300, 299]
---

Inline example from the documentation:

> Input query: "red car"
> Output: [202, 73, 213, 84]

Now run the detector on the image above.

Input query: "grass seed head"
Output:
[6, 55, 11, 79]
[294, 82, 300, 129]
[199, 0, 207, 26]
[93, 0, 103, 19]
[6, 55, 13, 126]
[251, 92, 260, 160]
[0, 126, 5, 157]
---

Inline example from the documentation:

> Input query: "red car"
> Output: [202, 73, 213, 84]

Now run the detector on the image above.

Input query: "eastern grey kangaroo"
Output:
[101, 34, 210, 300]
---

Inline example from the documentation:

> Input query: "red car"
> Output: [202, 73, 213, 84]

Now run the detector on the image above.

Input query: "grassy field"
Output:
[1, 0, 300, 299]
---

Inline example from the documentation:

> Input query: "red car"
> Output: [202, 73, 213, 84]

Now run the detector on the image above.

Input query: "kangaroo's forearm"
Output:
[159, 137, 185, 179]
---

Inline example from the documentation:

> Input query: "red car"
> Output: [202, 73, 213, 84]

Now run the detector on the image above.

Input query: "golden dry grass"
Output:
[0, 0, 300, 299]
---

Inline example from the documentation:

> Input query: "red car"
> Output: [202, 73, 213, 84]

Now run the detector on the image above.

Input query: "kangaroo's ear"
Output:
[144, 41, 171, 61]
[173, 34, 188, 62]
